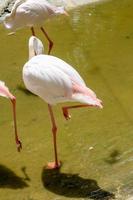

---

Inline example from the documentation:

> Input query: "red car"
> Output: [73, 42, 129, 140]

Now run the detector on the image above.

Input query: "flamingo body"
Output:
[23, 54, 102, 107]
[4, 0, 67, 30]
[23, 36, 102, 169]
[3, 0, 67, 54]
[0, 81, 14, 99]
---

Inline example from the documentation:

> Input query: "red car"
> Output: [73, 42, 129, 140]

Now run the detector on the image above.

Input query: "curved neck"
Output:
[28, 36, 44, 60]
[29, 45, 36, 60]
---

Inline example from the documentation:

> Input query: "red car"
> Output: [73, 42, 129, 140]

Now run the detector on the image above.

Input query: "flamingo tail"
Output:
[72, 83, 103, 108]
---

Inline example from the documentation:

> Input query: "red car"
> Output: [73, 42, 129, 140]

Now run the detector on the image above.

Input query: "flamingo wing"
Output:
[11, 0, 27, 16]
[4, 0, 62, 30]
[23, 54, 102, 107]
[23, 58, 73, 104]
[32, 55, 86, 86]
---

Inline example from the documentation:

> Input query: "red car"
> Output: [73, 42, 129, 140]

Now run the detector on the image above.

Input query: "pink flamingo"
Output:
[0, 81, 22, 151]
[3, 0, 68, 54]
[23, 36, 103, 169]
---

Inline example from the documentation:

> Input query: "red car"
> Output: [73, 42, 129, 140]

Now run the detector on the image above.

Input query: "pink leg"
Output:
[47, 104, 61, 169]
[31, 27, 35, 36]
[10, 98, 22, 152]
[40, 27, 53, 55]
[62, 104, 93, 120]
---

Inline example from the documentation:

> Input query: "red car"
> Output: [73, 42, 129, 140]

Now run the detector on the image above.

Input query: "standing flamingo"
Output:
[23, 36, 103, 169]
[3, 0, 68, 54]
[0, 81, 22, 151]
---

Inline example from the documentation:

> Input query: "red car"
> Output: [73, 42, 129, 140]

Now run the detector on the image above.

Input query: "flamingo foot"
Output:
[46, 161, 61, 169]
[62, 108, 71, 120]
[16, 140, 22, 152]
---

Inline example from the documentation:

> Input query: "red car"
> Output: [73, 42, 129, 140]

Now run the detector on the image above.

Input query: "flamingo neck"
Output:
[29, 45, 36, 60]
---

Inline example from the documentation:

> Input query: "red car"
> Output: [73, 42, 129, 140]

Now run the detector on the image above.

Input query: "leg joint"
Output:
[52, 126, 57, 133]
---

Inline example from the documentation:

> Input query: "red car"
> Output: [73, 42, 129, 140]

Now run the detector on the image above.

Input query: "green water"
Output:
[0, 0, 133, 199]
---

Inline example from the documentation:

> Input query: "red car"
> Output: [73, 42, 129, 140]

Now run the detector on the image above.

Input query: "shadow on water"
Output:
[16, 85, 36, 96]
[104, 150, 121, 165]
[21, 166, 31, 182]
[41, 168, 115, 199]
[0, 165, 29, 189]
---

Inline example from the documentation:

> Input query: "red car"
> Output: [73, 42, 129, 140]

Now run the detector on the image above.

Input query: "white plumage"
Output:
[23, 54, 102, 107]
[22, 36, 102, 169]
[3, 0, 68, 54]
[4, 0, 67, 30]
[0, 80, 12, 98]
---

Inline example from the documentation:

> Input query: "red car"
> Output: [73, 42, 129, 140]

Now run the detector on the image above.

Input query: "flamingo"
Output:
[23, 36, 103, 169]
[3, 0, 68, 54]
[0, 81, 22, 152]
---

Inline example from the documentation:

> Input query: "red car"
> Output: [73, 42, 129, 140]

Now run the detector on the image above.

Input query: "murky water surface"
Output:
[0, 0, 133, 199]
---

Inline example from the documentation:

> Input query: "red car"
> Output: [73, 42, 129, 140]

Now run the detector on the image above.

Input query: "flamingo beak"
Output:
[8, 32, 15, 36]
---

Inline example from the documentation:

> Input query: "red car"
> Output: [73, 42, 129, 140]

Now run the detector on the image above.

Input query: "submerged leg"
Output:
[11, 97, 22, 152]
[62, 104, 93, 120]
[40, 27, 53, 55]
[47, 104, 61, 169]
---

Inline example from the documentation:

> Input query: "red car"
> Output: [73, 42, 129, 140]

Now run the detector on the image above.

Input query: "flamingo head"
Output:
[55, 6, 69, 16]
[29, 36, 44, 59]
[3, 14, 14, 29]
